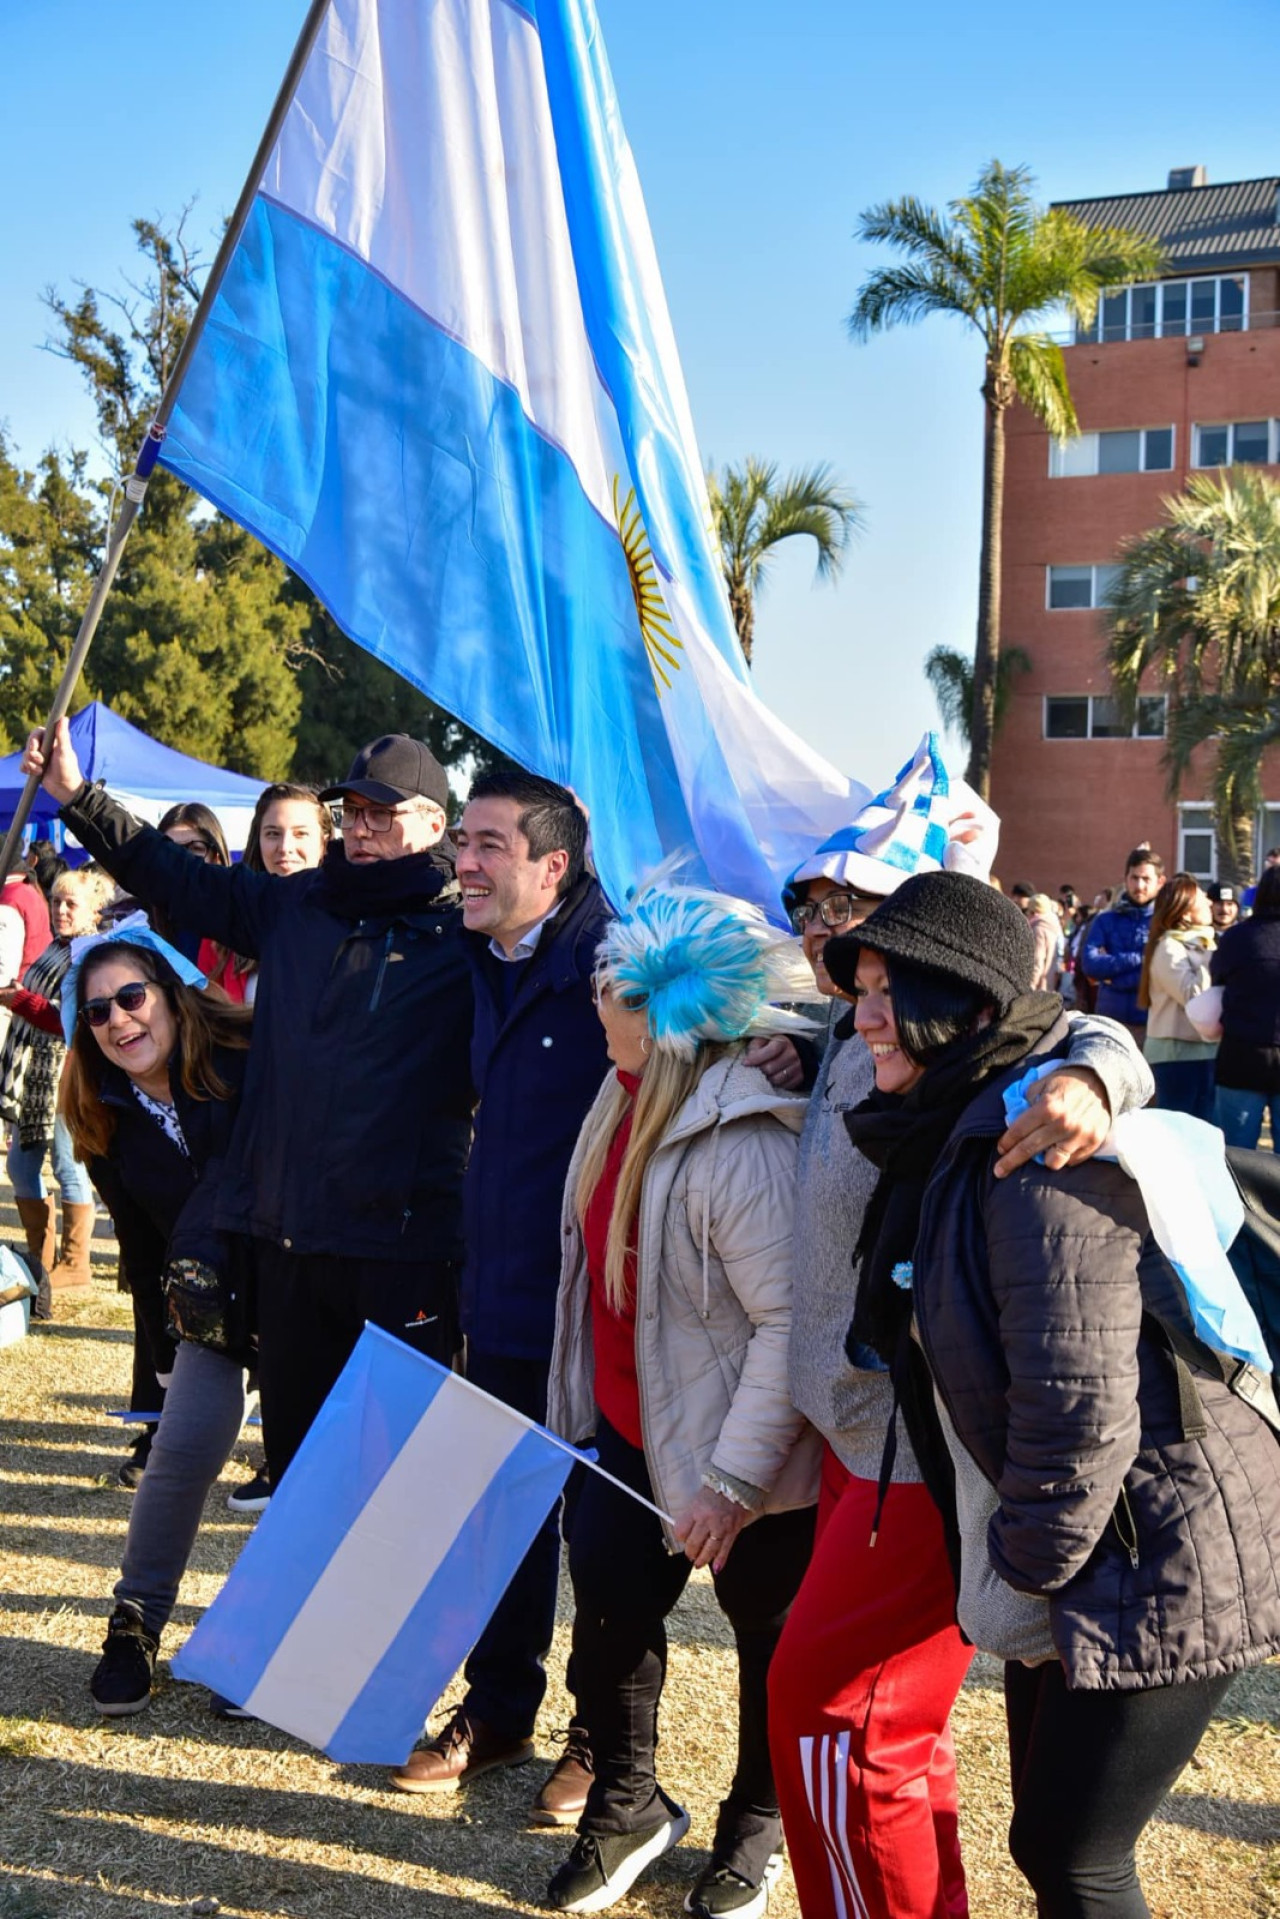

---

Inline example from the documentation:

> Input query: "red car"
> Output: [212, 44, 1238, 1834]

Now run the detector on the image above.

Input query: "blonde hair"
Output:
[575, 1041, 730, 1310]
[51, 864, 113, 925]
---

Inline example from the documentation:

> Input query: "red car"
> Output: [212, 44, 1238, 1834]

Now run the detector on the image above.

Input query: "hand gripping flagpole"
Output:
[0, 0, 334, 884]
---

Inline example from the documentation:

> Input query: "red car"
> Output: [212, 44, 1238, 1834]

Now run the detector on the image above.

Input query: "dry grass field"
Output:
[1, 1251, 1278, 1919]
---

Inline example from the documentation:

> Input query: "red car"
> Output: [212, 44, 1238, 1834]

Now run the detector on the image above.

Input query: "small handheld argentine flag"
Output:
[173, 1326, 575, 1762]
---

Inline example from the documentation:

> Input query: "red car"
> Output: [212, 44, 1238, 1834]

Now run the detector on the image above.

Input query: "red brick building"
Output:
[988, 169, 1280, 897]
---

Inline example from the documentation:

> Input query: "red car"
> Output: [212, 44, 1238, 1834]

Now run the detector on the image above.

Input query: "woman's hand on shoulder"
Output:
[672, 1486, 750, 1573]
[993, 1067, 1111, 1180]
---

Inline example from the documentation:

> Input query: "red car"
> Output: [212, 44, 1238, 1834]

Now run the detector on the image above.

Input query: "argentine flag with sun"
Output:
[157, 0, 868, 911]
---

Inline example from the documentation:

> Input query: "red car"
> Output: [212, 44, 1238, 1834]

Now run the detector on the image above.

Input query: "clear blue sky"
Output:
[2, 0, 1276, 790]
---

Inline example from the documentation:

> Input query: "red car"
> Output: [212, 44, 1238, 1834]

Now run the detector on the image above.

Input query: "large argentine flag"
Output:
[172, 1327, 572, 1762]
[158, 0, 869, 914]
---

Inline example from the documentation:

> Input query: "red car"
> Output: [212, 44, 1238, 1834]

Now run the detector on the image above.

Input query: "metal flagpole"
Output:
[0, 0, 334, 883]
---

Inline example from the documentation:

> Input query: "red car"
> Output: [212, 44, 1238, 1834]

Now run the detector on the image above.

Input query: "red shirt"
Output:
[582, 1069, 643, 1447]
[197, 938, 254, 1004]
[4, 877, 50, 979]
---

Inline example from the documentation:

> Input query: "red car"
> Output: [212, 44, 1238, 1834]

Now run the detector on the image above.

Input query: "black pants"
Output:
[250, 1237, 459, 1480]
[1004, 1659, 1234, 1918]
[570, 1416, 815, 1886]
[461, 1348, 581, 1739]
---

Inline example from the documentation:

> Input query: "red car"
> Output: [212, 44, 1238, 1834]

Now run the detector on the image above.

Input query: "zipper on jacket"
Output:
[369, 927, 395, 1012]
[1112, 1485, 1140, 1570]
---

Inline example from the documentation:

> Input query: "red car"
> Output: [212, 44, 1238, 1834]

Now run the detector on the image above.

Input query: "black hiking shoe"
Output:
[90, 1605, 158, 1717]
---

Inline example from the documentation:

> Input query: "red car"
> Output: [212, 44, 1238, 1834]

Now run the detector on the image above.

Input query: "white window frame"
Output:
[1046, 564, 1123, 611]
[1049, 425, 1176, 477]
[1178, 804, 1217, 882]
[1191, 419, 1280, 468]
[1075, 273, 1249, 344]
[1043, 693, 1167, 740]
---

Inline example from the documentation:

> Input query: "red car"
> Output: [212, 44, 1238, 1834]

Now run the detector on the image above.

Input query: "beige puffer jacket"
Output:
[1145, 929, 1216, 1043]
[547, 1052, 820, 1545]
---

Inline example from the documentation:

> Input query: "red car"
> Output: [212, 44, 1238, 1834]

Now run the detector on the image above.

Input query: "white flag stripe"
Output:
[245, 1376, 525, 1743]
[266, 0, 621, 524]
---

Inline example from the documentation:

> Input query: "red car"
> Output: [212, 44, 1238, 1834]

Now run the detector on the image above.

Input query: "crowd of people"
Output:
[10, 717, 1280, 1919]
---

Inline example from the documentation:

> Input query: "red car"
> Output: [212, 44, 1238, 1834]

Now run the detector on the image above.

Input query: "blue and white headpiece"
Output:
[596, 883, 819, 1062]
[61, 912, 209, 1045]
[782, 732, 999, 913]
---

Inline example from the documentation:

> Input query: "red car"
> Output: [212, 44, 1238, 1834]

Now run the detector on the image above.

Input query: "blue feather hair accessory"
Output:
[596, 883, 820, 1061]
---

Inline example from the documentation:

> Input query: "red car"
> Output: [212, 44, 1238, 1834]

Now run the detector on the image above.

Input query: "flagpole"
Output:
[0, 0, 334, 885]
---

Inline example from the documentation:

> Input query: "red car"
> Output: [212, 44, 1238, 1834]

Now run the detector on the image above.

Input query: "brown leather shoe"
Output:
[390, 1706, 536, 1793]
[530, 1724, 594, 1827]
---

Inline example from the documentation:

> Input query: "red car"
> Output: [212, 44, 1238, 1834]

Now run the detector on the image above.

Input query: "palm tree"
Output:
[925, 642, 1031, 749]
[848, 160, 1161, 797]
[1106, 467, 1280, 885]
[707, 458, 861, 666]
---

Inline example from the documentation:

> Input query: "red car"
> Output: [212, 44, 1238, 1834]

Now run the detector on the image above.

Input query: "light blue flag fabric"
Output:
[156, 0, 868, 917]
[172, 1325, 572, 1762]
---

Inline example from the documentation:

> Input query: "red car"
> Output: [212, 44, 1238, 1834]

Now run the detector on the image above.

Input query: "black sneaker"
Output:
[226, 1469, 271, 1514]
[90, 1606, 159, 1717]
[118, 1427, 153, 1490]
[547, 1798, 690, 1913]
[685, 1854, 785, 1919]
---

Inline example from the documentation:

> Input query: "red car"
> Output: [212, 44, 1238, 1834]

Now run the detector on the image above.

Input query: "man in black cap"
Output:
[23, 722, 474, 1481]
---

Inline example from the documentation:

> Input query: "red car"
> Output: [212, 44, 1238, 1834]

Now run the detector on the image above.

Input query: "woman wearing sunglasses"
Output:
[59, 925, 255, 1718]
[544, 883, 820, 1919]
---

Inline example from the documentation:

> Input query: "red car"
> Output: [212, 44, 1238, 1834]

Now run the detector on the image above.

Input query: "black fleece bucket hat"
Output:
[822, 870, 1036, 1013]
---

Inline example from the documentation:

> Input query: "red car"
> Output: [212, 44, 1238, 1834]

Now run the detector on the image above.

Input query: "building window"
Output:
[1192, 419, 1277, 467]
[1046, 564, 1123, 610]
[1049, 426, 1175, 476]
[1044, 695, 1167, 740]
[1179, 806, 1216, 880]
[1074, 274, 1247, 344]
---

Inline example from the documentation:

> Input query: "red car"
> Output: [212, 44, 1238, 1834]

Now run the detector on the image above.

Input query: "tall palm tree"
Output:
[1107, 467, 1280, 885]
[848, 161, 1161, 797]
[707, 458, 861, 666]
[925, 642, 1031, 748]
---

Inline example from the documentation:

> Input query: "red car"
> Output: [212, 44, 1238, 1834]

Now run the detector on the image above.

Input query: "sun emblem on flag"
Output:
[613, 476, 683, 691]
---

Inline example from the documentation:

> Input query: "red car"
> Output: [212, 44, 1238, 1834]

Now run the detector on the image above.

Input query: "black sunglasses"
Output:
[80, 981, 153, 1028]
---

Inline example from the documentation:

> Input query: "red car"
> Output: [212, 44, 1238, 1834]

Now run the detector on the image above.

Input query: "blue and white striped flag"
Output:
[172, 1325, 573, 1762]
[157, 0, 868, 914]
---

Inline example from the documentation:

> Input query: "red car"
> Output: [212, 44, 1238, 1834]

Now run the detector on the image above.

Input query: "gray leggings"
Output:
[115, 1340, 249, 1638]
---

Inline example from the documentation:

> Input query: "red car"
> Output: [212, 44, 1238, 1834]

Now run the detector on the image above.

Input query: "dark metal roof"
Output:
[1051, 176, 1280, 274]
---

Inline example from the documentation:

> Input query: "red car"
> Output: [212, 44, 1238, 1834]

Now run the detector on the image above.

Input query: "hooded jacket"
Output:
[61, 782, 474, 1264]
[547, 1052, 819, 1541]
[461, 872, 611, 1359]
[911, 1022, 1280, 1691]
[1081, 893, 1154, 1026]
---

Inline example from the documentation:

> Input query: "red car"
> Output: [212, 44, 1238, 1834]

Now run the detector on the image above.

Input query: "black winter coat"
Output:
[461, 874, 611, 1360]
[1210, 912, 1280, 1093]
[912, 1025, 1280, 1691]
[63, 783, 475, 1264]
[87, 1041, 250, 1373]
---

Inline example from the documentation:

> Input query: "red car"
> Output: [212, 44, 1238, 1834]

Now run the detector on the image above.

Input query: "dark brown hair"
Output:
[62, 942, 252, 1161]
[1138, 873, 1203, 1010]
[243, 782, 334, 875]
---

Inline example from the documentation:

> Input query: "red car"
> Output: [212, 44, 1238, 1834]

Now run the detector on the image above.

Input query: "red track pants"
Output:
[768, 1446, 972, 1919]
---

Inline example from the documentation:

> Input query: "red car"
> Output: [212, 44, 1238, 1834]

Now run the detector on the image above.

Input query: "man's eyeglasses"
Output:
[340, 801, 412, 833]
[590, 979, 649, 1013]
[80, 982, 153, 1028]
[790, 891, 876, 934]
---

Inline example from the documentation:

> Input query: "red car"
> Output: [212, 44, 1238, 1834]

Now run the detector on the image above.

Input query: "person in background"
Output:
[23, 722, 473, 1489]
[3, 859, 51, 975]
[24, 840, 67, 905]
[0, 865, 113, 1310]
[1138, 874, 1218, 1120]
[748, 738, 1151, 1919]
[392, 769, 606, 1828]
[60, 928, 255, 1718]
[545, 882, 820, 1919]
[1207, 881, 1240, 933]
[1211, 864, 1280, 1150]
[1025, 893, 1063, 992]
[1080, 847, 1164, 1040]
[840, 872, 1280, 1919]
[1241, 846, 1280, 911]
[1009, 881, 1035, 914]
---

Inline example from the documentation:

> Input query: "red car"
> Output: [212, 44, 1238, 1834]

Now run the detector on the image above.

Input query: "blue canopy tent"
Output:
[0, 702, 265, 854]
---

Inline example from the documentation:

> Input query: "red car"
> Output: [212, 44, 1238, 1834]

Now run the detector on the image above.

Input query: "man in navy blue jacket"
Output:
[1081, 845, 1163, 1037]
[392, 768, 609, 1824]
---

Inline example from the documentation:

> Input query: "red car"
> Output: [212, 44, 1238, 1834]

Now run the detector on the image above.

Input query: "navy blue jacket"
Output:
[1081, 894, 1153, 1026]
[63, 781, 475, 1265]
[1212, 913, 1280, 1092]
[462, 874, 611, 1361]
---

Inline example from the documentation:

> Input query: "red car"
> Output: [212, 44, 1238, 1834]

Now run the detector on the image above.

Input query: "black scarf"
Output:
[309, 841, 458, 921]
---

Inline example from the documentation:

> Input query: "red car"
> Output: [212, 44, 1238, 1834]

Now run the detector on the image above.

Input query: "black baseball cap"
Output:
[319, 735, 450, 811]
